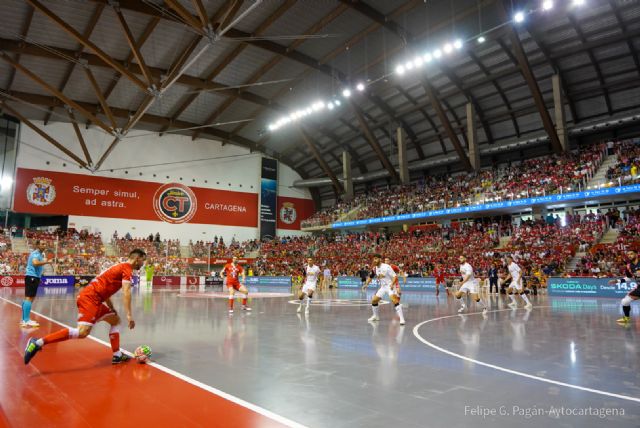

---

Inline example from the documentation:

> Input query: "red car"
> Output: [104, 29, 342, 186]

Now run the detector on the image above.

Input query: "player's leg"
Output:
[102, 313, 130, 364]
[228, 286, 236, 313]
[297, 286, 307, 313]
[369, 292, 383, 322]
[518, 282, 533, 308]
[21, 277, 40, 327]
[24, 323, 87, 365]
[305, 287, 314, 313]
[507, 286, 518, 308]
[390, 293, 405, 325]
[470, 292, 488, 314]
[618, 292, 639, 323]
[455, 284, 468, 313]
[238, 285, 251, 311]
[435, 282, 440, 297]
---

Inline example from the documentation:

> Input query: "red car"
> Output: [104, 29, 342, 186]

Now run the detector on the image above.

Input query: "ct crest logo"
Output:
[153, 183, 197, 224]
[279, 202, 297, 225]
[27, 177, 56, 206]
[1, 276, 14, 287]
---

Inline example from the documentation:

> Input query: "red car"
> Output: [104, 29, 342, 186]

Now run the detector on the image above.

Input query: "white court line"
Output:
[412, 306, 640, 404]
[1, 297, 307, 428]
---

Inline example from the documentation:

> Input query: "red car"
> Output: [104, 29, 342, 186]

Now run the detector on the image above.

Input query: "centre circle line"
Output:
[412, 306, 640, 404]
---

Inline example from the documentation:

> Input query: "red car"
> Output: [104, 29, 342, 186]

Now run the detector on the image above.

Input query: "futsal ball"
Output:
[134, 345, 152, 364]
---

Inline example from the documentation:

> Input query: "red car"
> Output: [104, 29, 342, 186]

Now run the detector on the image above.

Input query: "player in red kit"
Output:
[221, 256, 251, 314]
[24, 249, 146, 365]
[433, 262, 447, 296]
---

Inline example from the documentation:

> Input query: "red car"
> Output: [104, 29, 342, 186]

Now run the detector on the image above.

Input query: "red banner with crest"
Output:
[276, 196, 315, 230]
[14, 168, 258, 227]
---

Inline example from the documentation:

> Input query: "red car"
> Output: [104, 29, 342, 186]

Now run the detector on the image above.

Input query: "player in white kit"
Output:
[454, 255, 488, 314]
[505, 255, 532, 309]
[368, 254, 405, 325]
[298, 257, 320, 314]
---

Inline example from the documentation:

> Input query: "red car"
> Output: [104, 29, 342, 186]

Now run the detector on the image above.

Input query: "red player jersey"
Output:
[223, 263, 244, 284]
[84, 262, 133, 302]
[434, 268, 445, 283]
[390, 264, 400, 274]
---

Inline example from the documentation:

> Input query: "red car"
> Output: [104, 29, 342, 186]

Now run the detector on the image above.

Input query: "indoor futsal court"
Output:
[2, 0, 640, 427]
[2, 286, 639, 427]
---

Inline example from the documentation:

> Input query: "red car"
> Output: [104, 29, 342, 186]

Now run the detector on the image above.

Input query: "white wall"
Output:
[16, 121, 311, 241]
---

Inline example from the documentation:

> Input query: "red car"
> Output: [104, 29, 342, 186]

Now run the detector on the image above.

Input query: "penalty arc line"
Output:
[412, 306, 640, 404]
[1, 296, 307, 428]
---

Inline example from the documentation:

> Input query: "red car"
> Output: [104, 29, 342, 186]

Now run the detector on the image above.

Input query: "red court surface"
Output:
[0, 298, 300, 428]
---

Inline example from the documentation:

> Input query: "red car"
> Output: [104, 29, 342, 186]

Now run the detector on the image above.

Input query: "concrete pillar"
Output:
[552, 74, 569, 152]
[342, 151, 353, 201]
[466, 103, 481, 171]
[397, 127, 410, 184]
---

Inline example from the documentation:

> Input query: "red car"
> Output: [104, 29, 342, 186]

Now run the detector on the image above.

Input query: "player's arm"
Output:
[122, 281, 135, 329]
[31, 255, 51, 266]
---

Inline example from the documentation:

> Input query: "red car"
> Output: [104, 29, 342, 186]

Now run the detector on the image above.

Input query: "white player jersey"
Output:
[508, 262, 522, 281]
[305, 265, 320, 285]
[460, 262, 475, 282]
[323, 268, 332, 277]
[375, 263, 397, 288]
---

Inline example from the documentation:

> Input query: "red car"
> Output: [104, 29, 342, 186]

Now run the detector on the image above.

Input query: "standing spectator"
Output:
[488, 261, 499, 294]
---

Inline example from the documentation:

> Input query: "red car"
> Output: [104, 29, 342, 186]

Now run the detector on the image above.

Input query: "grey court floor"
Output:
[3, 285, 640, 428]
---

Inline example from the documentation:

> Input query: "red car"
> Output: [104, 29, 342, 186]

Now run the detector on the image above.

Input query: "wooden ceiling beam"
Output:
[25, 0, 150, 93]
[0, 52, 113, 134]
[0, 100, 87, 168]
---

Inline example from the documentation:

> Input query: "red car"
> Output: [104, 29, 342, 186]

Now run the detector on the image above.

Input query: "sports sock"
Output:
[476, 298, 486, 309]
[457, 297, 466, 308]
[242, 294, 247, 306]
[395, 303, 405, 321]
[306, 295, 311, 308]
[623, 305, 631, 317]
[228, 295, 234, 310]
[521, 293, 531, 305]
[22, 300, 32, 323]
[109, 325, 120, 354]
[41, 327, 79, 346]
[371, 304, 379, 317]
[509, 293, 516, 303]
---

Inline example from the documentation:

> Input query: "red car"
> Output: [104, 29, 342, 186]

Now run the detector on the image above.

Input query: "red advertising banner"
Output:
[276, 196, 315, 230]
[151, 276, 182, 286]
[0, 275, 25, 287]
[14, 168, 258, 227]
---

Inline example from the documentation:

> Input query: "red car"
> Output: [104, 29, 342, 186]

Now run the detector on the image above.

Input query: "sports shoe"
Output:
[457, 306, 466, 313]
[111, 353, 131, 364]
[482, 308, 488, 315]
[304, 306, 309, 314]
[24, 338, 42, 365]
[524, 303, 533, 310]
[242, 306, 251, 311]
[617, 316, 630, 324]
[399, 318, 406, 326]
[368, 315, 379, 322]
[228, 309, 234, 314]
[508, 302, 518, 309]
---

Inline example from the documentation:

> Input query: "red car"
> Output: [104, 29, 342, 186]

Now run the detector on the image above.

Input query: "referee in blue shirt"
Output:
[22, 240, 52, 327]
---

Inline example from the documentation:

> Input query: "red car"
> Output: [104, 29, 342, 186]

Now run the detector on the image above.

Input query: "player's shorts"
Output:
[629, 283, 640, 298]
[227, 281, 242, 291]
[509, 278, 524, 291]
[375, 285, 399, 299]
[76, 292, 115, 326]
[459, 279, 480, 294]
[302, 282, 317, 294]
[24, 276, 41, 298]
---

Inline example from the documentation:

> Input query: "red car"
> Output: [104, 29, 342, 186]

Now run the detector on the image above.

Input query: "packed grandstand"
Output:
[1, 138, 638, 282]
